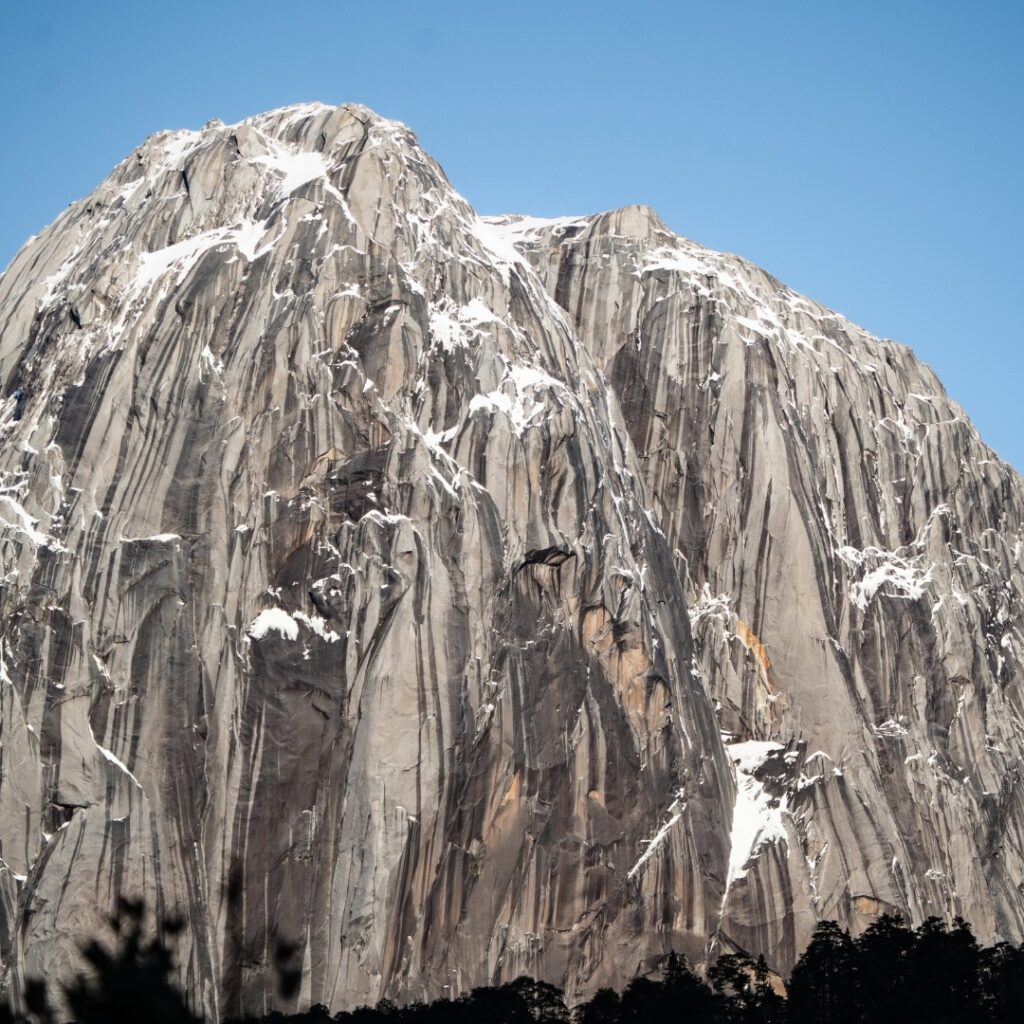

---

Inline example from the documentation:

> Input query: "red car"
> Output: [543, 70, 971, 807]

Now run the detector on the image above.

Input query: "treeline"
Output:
[5, 902, 1024, 1023]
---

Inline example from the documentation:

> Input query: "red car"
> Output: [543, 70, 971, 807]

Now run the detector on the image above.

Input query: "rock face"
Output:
[0, 102, 1021, 1016]
[496, 207, 1024, 965]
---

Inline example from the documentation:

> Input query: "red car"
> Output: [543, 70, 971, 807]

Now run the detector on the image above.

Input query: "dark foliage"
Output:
[2, 906, 1024, 1023]
[787, 920, 858, 1024]
[0, 897, 199, 1024]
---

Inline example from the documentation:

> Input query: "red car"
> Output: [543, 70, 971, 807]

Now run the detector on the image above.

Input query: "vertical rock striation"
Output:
[0, 104, 733, 1016]
[0, 103, 1021, 1014]
[494, 206, 1024, 967]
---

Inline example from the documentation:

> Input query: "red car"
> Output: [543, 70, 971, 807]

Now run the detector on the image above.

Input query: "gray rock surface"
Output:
[0, 102, 1021, 1015]
[495, 205, 1024, 968]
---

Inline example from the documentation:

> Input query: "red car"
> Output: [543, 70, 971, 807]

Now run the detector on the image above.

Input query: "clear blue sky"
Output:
[2, 2, 1021, 469]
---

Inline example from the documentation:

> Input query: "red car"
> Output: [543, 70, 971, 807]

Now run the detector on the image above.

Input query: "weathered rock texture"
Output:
[0, 103, 1021, 1016]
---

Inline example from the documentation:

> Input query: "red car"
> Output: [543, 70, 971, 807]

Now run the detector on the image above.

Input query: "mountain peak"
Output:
[0, 102, 1022, 1016]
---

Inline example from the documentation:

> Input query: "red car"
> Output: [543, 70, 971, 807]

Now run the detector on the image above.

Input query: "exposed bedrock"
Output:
[500, 204, 1024, 968]
[0, 104, 1020, 1016]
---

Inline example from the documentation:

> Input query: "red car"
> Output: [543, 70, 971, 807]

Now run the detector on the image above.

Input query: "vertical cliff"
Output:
[493, 206, 1024, 966]
[0, 104, 735, 1016]
[0, 103, 1021, 1015]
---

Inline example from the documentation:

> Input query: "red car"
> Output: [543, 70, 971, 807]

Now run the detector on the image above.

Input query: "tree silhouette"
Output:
[853, 913, 914, 1023]
[900, 916, 982, 1024]
[4, 900, 1024, 1023]
[710, 952, 755, 1021]
[663, 952, 718, 1023]
[786, 921, 858, 1024]
[576, 986, 621, 1024]
[708, 951, 784, 1024]
[979, 941, 1024, 1024]
[748, 955, 785, 1024]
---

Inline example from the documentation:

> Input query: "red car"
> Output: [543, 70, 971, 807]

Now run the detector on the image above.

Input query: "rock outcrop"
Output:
[0, 103, 1021, 1016]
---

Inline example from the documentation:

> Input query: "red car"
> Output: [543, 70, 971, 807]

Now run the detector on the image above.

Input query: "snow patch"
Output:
[627, 789, 687, 880]
[251, 137, 351, 212]
[136, 230, 227, 288]
[0, 496, 65, 551]
[725, 741, 786, 890]
[640, 247, 706, 275]
[120, 533, 180, 544]
[478, 214, 587, 250]
[688, 584, 734, 631]
[88, 720, 143, 790]
[157, 129, 202, 171]
[837, 545, 932, 610]
[293, 611, 341, 643]
[264, 149, 329, 197]
[469, 363, 567, 434]
[97, 744, 143, 790]
[428, 297, 502, 352]
[135, 219, 274, 292]
[874, 718, 909, 738]
[232, 218, 272, 261]
[248, 608, 299, 641]
[471, 217, 527, 282]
